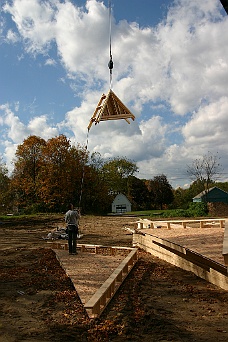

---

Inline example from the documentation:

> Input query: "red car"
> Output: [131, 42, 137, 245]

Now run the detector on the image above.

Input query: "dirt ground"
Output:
[0, 214, 228, 342]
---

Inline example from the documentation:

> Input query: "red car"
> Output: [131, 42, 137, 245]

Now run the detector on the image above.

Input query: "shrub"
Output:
[23, 203, 48, 214]
[186, 202, 208, 217]
[160, 203, 208, 218]
[161, 209, 189, 218]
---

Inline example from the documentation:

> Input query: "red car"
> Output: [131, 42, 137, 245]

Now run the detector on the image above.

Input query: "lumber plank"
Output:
[84, 248, 138, 317]
[223, 224, 228, 266]
[88, 89, 135, 130]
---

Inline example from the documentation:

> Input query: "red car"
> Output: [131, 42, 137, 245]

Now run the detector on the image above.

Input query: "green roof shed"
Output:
[193, 187, 228, 203]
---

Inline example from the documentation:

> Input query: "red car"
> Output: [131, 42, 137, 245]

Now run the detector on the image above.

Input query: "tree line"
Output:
[0, 135, 226, 214]
[0, 134, 174, 214]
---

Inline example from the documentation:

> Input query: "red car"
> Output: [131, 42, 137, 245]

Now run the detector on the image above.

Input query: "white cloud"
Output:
[45, 58, 57, 66]
[0, 104, 28, 171]
[156, 1, 228, 115]
[55, 0, 109, 79]
[0, 104, 60, 172]
[3, 0, 56, 54]
[3, 141, 18, 172]
[0, 104, 60, 143]
[27, 115, 59, 139]
[2, 0, 228, 186]
[4, 0, 228, 113]
[0, 104, 29, 143]
[183, 97, 228, 149]
[91, 119, 165, 162]
[5, 29, 20, 43]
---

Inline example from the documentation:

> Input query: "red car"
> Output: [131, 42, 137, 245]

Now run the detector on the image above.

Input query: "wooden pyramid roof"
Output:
[220, 0, 228, 15]
[88, 89, 135, 131]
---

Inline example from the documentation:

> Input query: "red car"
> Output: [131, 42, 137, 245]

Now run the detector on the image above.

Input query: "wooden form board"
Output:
[84, 248, 138, 318]
[88, 89, 135, 130]
[133, 231, 228, 290]
[136, 218, 226, 230]
[223, 225, 228, 266]
[49, 242, 138, 318]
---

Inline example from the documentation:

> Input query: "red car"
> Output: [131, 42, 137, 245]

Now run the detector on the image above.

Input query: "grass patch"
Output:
[128, 203, 209, 219]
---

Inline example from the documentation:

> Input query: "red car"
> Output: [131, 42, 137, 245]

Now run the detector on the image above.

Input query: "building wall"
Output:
[207, 188, 228, 203]
[194, 188, 228, 203]
[112, 194, 131, 213]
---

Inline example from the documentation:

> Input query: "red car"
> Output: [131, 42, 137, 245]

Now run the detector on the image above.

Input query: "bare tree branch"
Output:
[187, 152, 223, 199]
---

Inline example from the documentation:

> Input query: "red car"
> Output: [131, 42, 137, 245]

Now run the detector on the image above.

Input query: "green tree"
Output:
[67, 143, 89, 209]
[102, 157, 138, 193]
[172, 187, 186, 209]
[185, 180, 206, 203]
[148, 174, 174, 210]
[82, 154, 111, 214]
[127, 176, 150, 210]
[90, 152, 104, 171]
[214, 181, 228, 193]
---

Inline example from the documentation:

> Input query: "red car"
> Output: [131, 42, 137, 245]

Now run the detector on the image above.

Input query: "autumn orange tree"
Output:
[11, 135, 46, 210]
[0, 159, 10, 212]
[10, 135, 86, 212]
[10, 134, 111, 213]
[39, 135, 88, 211]
[10, 134, 142, 214]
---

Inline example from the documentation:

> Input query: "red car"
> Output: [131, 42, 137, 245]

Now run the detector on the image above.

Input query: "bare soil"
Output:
[0, 214, 228, 342]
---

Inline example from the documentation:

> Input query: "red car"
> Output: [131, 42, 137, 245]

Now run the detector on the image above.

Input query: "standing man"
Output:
[65, 204, 80, 255]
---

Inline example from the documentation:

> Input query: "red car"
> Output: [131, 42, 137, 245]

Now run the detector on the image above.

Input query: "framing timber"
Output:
[220, 0, 228, 14]
[48, 242, 138, 318]
[223, 225, 228, 268]
[133, 231, 228, 291]
[88, 89, 135, 131]
[84, 248, 138, 318]
[136, 218, 226, 230]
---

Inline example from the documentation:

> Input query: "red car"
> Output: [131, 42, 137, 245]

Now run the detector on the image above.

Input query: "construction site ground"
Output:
[0, 214, 228, 342]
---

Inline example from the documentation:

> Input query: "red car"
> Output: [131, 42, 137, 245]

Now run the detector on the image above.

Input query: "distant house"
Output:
[193, 187, 228, 203]
[112, 193, 132, 213]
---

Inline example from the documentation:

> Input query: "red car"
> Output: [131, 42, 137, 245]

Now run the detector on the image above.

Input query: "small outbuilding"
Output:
[112, 193, 132, 213]
[193, 186, 228, 203]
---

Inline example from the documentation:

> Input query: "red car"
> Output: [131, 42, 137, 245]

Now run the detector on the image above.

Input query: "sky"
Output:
[1, 0, 228, 189]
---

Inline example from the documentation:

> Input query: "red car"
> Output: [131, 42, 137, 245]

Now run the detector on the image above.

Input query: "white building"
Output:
[112, 193, 132, 213]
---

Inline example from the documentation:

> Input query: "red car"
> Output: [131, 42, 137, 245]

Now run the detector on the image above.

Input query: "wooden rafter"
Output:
[220, 0, 228, 15]
[88, 89, 135, 131]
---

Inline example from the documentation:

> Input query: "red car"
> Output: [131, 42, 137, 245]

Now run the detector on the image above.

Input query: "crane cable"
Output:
[79, 1, 113, 210]
[78, 130, 89, 210]
[108, 0, 113, 89]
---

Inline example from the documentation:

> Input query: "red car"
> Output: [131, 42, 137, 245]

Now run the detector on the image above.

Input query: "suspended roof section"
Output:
[88, 89, 135, 131]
